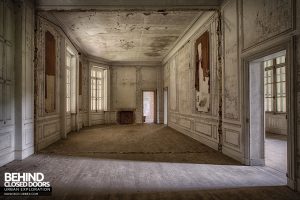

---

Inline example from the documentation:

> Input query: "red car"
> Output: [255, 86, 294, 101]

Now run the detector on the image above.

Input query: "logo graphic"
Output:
[1, 172, 52, 196]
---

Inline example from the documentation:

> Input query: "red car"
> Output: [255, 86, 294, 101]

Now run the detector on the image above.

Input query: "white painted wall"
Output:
[162, 12, 220, 152]
[164, 89, 168, 125]
[14, 0, 35, 160]
[2, 0, 299, 192]
[249, 61, 265, 165]
[0, 0, 16, 167]
[35, 14, 89, 150]
[0, 0, 35, 167]
[162, 0, 299, 172]
[265, 113, 287, 135]
[111, 65, 160, 124]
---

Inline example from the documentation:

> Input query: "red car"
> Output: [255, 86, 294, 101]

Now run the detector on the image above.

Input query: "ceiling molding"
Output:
[37, 3, 219, 65]
[109, 61, 162, 67]
[87, 55, 161, 67]
[36, 0, 222, 11]
[162, 11, 216, 64]
[38, 12, 89, 56]
[162, 11, 204, 60]
[88, 55, 111, 65]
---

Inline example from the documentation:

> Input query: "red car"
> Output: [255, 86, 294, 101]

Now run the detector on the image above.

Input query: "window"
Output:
[91, 68, 104, 111]
[264, 60, 273, 112]
[79, 61, 82, 96]
[66, 52, 72, 113]
[264, 55, 286, 113]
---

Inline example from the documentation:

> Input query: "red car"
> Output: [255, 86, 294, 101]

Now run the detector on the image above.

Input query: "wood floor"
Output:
[0, 124, 299, 200]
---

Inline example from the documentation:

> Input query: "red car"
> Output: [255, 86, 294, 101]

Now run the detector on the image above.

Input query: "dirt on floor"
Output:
[40, 124, 240, 165]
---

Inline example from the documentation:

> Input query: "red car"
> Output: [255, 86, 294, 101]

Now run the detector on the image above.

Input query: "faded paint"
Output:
[196, 31, 210, 113]
[223, 0, 239, 120]
[50, 11, 201, 61]
[242, 0, 292, 49]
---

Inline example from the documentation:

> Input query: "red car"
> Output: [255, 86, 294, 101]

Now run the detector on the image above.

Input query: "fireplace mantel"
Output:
[117, 110, 135, 124]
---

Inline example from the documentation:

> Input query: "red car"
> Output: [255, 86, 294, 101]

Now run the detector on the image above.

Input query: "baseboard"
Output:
[15, 146, 34, 160]
[250, 158, 265, 166]
[0, 151, 15, 167]
[169, 123, 219, 151]
[244, 158, 250, 165]
[294, 178, 299, 192]
[37, 134, 61, 151]
[222, 146, 245, 164]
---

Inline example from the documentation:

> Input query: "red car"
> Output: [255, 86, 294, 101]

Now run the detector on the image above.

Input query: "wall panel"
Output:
[242, 0, 293, 50]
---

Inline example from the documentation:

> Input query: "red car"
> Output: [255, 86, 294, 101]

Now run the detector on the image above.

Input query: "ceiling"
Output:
[50, 10, 202, 62]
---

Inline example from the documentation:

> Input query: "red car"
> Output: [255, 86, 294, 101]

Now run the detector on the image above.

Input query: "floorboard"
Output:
[0, 124, 298, 199]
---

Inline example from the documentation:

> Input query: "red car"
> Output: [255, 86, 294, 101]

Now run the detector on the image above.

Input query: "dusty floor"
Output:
[0, 124, 299, 200]
[39, 124, 240, 164]
[265, 132, 287, 173]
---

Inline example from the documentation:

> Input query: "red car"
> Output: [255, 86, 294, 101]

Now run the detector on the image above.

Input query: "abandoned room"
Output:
[0, 0, 300, 199]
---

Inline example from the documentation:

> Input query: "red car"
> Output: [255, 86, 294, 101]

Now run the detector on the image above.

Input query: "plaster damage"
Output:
[50, 11, 201, 61]
[242, 0, 292, 49]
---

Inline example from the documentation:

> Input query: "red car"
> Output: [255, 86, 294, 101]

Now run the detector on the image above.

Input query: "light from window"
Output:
[275, 56, 286, 112]
[264, 55, 286, 113]
[66, 52, 71, 112]
[91, 68, 104, 111]
[264, 64, 273, 112]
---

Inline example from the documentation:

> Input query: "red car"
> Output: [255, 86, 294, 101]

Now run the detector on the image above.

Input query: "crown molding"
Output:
[109, 61, 162, 67]
[162, 11, 216, 64]
[36, 0, 222, 11]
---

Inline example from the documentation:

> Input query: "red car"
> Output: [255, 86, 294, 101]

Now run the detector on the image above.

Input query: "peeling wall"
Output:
[222, 0, 299, 189]
[221, 0, 297, 162]
[49, 11, 200, 62]
[163, 0, 299, 175]
[35, 15, 89, 150]
[178, 42, 192, 114]
[221, 0, 242, 160]
[163, 12, 220, 151]
[242, 0, 293, 50]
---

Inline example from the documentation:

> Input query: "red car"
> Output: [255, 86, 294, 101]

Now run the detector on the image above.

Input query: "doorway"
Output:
[263, 52, 288, 173]
[247, 51, 288, 170]
[164, 88, 168, 125]
[245, 43, 295, 189]
[143, 91, 155, 123]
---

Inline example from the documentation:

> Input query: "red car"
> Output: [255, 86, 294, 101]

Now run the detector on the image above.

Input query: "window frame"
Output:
[263, 56, 286, 114]
[90, 67, 104, 112]
[65, 51, 72, 113]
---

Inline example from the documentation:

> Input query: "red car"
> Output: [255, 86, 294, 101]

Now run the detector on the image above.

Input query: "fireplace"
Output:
[117, 110, 135, 124]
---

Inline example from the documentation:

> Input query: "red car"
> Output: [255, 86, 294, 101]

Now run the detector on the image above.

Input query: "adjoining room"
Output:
[0, 0, 299, 199]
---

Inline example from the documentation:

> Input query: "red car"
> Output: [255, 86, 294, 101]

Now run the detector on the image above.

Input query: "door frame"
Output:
[163, 87, 168, 125]
[242, 39, 296, 189]
[142, 90, 157, 124]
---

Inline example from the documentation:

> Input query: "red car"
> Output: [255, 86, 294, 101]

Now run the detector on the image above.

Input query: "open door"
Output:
[245, 45, 295, 189]
[164, 88, 168, 125]
[143, 91, 156, 123]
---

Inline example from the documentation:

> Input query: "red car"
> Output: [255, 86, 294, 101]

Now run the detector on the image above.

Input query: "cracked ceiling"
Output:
[50, 11, 202, 62]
